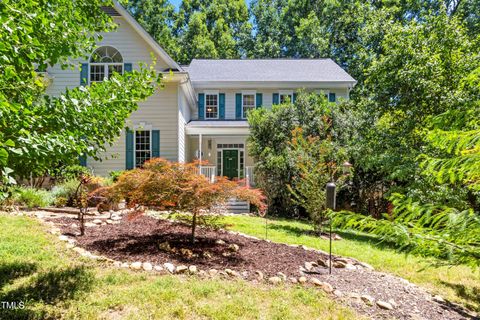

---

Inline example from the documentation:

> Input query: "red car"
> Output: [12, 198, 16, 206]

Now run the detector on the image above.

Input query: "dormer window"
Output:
[89, 46, 123, 83]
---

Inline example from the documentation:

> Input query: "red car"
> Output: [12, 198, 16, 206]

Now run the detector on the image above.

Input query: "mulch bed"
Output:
[48, 214, 477, 320]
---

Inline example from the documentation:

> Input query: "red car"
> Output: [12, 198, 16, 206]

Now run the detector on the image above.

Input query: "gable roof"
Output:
[113, 2, 182, 71]
[186, 59, 356, 85]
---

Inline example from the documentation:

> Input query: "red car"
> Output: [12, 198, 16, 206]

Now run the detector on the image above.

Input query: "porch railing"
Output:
[197, 165, 254, 187]
[246, 166, 255, 187]
[198, 165, 216, 182]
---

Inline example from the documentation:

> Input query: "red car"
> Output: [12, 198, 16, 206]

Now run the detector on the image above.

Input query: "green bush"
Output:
[50, 179, 79, 207]
[52, 165, 91, 182]
[109, 170, 126, 182]
[13, 187, 54, 208]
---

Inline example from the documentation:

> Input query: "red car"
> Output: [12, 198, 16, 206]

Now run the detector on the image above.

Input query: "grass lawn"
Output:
[0, 214, 361, 320]
[221, 214, 480, 312]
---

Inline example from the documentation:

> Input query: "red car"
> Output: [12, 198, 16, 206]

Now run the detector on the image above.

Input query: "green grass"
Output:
[221, 214, 480, 312]
[0, 214, 360, 320]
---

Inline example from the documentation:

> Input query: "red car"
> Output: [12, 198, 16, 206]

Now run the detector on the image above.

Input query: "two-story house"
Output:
[45, 2, 357, 188]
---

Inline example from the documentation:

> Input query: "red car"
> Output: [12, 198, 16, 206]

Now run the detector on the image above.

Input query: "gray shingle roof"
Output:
[187, 59, 356, 83]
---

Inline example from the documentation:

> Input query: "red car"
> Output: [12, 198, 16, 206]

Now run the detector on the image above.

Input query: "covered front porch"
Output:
[185, 121, 255, 186]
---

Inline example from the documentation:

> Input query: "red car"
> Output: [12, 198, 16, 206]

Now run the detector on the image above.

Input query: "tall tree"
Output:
[175, 0, 252, 63]
[126, 0, 181, 62]
[0, 0, 161, 195]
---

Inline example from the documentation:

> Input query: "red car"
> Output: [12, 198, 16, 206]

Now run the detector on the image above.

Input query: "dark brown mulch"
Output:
[48, 215, 477, 320]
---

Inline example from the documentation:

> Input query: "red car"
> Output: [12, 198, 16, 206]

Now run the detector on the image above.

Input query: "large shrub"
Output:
[248, 91, 352, 216]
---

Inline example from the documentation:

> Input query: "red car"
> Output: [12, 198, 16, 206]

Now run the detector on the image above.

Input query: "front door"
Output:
[222, 149, 238, 179]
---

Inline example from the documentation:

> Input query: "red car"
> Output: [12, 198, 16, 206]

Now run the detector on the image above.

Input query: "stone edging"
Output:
[25, 210, 460, 314]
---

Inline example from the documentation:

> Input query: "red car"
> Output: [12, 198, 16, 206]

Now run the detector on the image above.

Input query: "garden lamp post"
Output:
[326, 182, 336, 274]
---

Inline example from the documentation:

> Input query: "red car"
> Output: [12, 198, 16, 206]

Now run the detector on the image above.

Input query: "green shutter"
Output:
[256, 93, 263, 109]
[219, 93, 225, 119]
[152, 130, 160, 158]
[124, 63, 132, 73]
[79, 155, 87, 167]
[329, 92, 336, 102]
[80, 63, 88, 86]
[272, 93, 279, 105]
[293, 93, 297, 103]
[235, 93, 242, 119]
[126, 129, 134, 170]
[198, 93, 205, 120]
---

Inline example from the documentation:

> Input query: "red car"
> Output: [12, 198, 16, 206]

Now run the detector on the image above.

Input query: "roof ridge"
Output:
[190, 58, 333, 61]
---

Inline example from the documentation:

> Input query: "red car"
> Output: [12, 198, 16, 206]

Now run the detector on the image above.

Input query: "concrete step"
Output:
[223, 198, 250, 214]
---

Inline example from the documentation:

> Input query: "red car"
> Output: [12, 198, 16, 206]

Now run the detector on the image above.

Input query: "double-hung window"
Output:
[280, 92, 293, 103]
[242, 93, 255, 118]
[135, 130, 151, 167]
[89, 46, 123, 83]
[205, 93, 219, 119]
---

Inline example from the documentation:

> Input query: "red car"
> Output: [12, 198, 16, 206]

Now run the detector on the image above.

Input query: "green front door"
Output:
[222, 150, 238, 179]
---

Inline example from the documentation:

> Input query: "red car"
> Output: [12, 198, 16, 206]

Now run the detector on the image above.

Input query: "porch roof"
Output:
[186, 120, 249, 135]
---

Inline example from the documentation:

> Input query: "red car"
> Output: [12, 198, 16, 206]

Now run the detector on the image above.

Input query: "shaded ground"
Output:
[49, 214, 476, 320]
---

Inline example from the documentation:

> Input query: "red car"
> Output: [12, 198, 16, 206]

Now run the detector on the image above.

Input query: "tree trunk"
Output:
[191, 211, 197, 244]
[79, 208, 85, 236]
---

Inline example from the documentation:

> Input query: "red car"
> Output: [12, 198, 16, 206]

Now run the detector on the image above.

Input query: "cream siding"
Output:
[45, 16, 168, 97]
[178, 86, 191, 163]
[44, 16, 181, 176]
[88, 83, 179, 176]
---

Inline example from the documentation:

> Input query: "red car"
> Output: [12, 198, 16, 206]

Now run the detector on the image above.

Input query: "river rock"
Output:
[130, 261, 142, 270]
[376, 300, 394, 310]
[176, 265, 188, 273]
[255, 270, 264, 281]
[142, 262, 153, 271]
[361, 295, 375, 305]
[268, 276, 282, 285]
[164, 262, 175, 273]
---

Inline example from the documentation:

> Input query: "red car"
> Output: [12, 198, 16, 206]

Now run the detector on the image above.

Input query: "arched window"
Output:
[89, 46, 123, 82]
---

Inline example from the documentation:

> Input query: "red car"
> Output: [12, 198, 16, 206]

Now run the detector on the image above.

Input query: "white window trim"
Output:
[89, 62, 123, 84]
[279, 90, 294, 103]
[241, 91, 256, 119]
[204, 92, 219, 120]
[133, 125, 153, 168]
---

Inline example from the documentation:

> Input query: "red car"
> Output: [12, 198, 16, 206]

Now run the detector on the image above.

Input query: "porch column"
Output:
[198, 133, 203, 172]
[244, 139, 249, 187]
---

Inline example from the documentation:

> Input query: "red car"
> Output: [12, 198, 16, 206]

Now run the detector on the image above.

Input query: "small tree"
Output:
[287, 128, 348, 234]
[74, 175, 91, 236]
[113, 158, 266, 243]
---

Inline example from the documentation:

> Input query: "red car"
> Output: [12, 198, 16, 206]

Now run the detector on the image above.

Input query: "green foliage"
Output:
[332, 194, 480, 268]
[127, 0, 252, 64]
[50, 179, 79, 207]
[12, 187, 53, 208]
[0, 0, 161, 195]
[287, 128, 349, 233]
[108, 170, 126, 182]
[248, 91, 350, 216]
[420, 67, 480, 195]
[52, 165, 92, 182]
